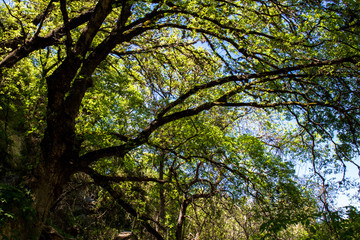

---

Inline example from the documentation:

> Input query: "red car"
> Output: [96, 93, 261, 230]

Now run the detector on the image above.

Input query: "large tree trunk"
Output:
[32, 164, 70, 234]
[1, 121, 76, 240]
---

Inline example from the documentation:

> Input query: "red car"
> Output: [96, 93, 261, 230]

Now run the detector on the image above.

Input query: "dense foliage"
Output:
[0, 0, 360, 239]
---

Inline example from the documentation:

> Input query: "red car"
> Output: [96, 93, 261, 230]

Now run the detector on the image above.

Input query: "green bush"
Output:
[0, 184, 35, 238]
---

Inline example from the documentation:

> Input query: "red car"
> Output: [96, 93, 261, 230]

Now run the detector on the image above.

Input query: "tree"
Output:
[0, 0, 360, 239]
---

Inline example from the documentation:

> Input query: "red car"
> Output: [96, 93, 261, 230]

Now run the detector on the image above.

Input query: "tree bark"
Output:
[175, 197, 189, 240]
[159, 154, 165, 224]
[31, 163, 72, 234]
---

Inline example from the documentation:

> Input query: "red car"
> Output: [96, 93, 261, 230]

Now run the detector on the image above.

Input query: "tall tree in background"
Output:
[0, 0, 359, 239]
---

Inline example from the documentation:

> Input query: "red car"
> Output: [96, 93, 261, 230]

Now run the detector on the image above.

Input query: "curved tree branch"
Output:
[77, 56, 359, 169]
[0, 8, 95, 69]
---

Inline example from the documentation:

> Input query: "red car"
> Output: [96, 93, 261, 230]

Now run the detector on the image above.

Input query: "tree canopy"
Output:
[0, 0, 360, 239]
